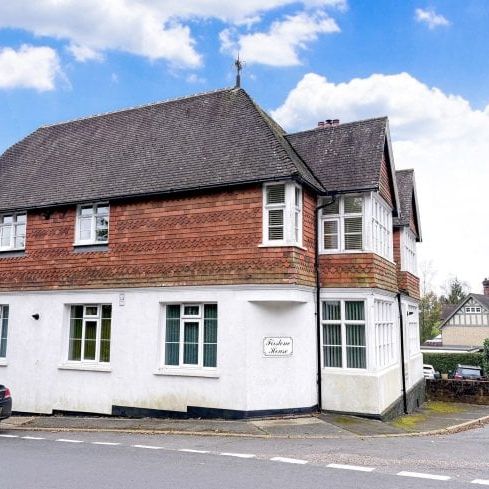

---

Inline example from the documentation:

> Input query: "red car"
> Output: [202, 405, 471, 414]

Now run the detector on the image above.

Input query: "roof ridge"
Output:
[41, 87, 235, 129]
[287, 116, 388, 139]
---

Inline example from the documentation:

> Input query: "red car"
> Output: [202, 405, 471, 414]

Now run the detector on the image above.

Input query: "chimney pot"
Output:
[325, 119, 333, 125]
[332, 119, 340, 125]
[317, 121, 325, 128]
[483, 277, 489, 296]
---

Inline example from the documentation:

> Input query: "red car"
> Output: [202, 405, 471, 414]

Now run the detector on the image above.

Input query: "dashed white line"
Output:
[132, 444, 164, 450]
[327, 463, 375, 472]
[397, 471, 451, 481]
[472, 481, 489, 486]
[92, 442, 121, 446]
[270, 457, 308, 465]
[56, 439, 84, 444]
[21, 436, 45, 440]
[179, 449, 210, 454]
[0, 434, 18, 438]
[220, 452, 256, 459]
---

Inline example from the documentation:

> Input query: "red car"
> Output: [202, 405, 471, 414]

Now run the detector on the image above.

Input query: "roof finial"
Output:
[234, 53, 243, 88]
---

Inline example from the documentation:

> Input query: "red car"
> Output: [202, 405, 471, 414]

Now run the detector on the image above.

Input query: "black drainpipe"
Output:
[314, 196, 337, 413]
[397, 293, 408, 414]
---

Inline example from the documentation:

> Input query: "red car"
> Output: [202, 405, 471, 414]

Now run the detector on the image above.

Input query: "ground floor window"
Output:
[407, 304, 420, 357]
[322, 300, 366, 369]
[374, 299, 396, 368]
[165, 303, 217, 368]
[0, 305, 8, 358]
[68, 304, 112, 363]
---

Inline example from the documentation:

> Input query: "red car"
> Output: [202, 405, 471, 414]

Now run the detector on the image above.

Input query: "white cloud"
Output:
[415, 8, 450, 29]
[272, 72, 489, 292]
[0, 1, 346, 67]
[0, 44, 61, 91]
[220, 11, 340, 66]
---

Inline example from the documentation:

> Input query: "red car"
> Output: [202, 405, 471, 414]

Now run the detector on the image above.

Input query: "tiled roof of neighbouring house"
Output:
[0, 88, 323, 212]
[472, 293, 489, 310]
[285, 117, 389, 194]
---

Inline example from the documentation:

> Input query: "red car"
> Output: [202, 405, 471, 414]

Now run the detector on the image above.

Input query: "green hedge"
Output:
[423, 353, 483, 374]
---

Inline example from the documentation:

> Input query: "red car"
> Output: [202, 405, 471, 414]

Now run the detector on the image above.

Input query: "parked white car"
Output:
[423, 364, 437, 380]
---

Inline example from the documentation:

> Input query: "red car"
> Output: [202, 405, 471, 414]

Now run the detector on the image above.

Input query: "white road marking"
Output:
[0, 434, 18, 438]
[132, 444, 164, 450]
[472, 481, 489, 486]
[327, 463, 375, 472]
[21, 436, 45, 440]
[179, 449, 210, 454]
[92, 442, 121, 446]
[397, 471, 451, 481]
[220, 452, 256, 459]
[56, 439, 84, 443]
[270, 457, 308, 465]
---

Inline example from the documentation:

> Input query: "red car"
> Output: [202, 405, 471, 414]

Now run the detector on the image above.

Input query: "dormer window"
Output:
[75, 203, 109, 245]
[262, 182, 302, 247]
[0, 212, 26, 251]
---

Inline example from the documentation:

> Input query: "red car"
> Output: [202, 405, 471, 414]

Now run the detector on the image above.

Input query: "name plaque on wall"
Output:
[263, 337, 293, 357]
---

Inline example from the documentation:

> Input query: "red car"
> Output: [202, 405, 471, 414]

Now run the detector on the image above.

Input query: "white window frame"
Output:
[401, 228, 417, 275]
[371, 194, 393, 261]
[407, 304, 420, 358]
[66, 304, 112, 365]
[321, 299, 367, 370]
[320, 195, 364, 253]
[0, 212, 27, 251]
[163, 303, 218, 371]
[262, 182, 303, 247]
[0, 305, 9, 360]
[465, 306, 482, 314]
[374, 299, 396, 369]
[75, 203, 109, 246]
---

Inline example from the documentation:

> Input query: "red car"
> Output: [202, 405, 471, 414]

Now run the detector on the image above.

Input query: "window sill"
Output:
[0, 249, 25, 258]
[58, 362, 112, 372]
[73, 243, 109, 253]
[0, 358, 7, 367]
[259, 243, 307, 251]
[154, 368, 219, 379]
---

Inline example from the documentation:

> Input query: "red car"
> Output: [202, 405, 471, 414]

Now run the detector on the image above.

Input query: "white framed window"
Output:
[465, 306, 482, 314]
[0, 305, 9, 359]
[164, 303, 218, 369]
[401, 228, 417, 275]
[75, 203, 109, 245]
[262, 182, 302, 246]
[371, 195, 393, 260]
[407, 304, 420, 357]
[68, 304, 112, 363]
[374, 299, 396, 369]
[0, 212, 26, 251]
[320, 195, 363, 252]
[322, 300, 366, 369]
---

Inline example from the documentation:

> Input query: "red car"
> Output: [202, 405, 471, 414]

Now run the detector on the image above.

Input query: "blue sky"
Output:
[0, 0, 488, 293]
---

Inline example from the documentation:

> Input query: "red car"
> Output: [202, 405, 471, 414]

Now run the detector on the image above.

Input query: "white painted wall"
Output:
[0, 285, 317, 415]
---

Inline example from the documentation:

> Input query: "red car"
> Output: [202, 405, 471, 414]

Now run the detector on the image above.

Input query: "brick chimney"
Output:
[484, 278, 489, 296]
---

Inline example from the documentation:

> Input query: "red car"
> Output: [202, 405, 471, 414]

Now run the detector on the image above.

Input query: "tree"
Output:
[419, 291, 442, 342]
[440, 277, 469, 305]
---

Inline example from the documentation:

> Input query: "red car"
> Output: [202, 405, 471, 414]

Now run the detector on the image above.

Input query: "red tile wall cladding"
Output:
[393, 228, 420, 299]
[0, 185, 317, 291]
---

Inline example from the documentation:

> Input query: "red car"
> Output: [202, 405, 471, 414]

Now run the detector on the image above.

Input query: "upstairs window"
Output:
[372, 195, 393, 260]
[263, 182, 302, 246]
[75, 203, 109, 245]
[0, 212, 26, 251]
[465, 306, 482, 314]
[401, 228, 417, 274]
[321, 195, 363, 252]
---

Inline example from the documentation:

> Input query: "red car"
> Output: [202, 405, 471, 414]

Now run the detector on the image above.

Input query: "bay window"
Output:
[322, 300, 366, 369]
[374, 299, 396, 369]
[401, 228, 417, 275]
[263, 182, 302, 246]
[0, 212, 26, 251]
[372, 195, 392, 260]
[164, 303, 218, 369]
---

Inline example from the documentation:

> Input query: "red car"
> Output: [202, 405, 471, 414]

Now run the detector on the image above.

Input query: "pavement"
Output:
[3, 401, 489, 438]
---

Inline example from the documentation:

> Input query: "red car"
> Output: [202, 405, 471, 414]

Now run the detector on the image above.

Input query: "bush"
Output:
[483, 339, 489, 375]
[423, 352, 484, 374]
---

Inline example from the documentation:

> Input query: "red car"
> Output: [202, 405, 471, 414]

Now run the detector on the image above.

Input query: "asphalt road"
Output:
[1, 424, 489, 488]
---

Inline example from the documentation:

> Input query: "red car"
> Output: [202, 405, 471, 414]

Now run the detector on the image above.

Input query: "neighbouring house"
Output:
[0, 87, 424, 420]
[440, 279, 489, 348]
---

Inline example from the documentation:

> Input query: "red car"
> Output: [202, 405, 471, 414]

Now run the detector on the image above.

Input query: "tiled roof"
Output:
[394, 169, 414, 226]
[473, 293, 489, 310]
[285, 117, 388, 193]
[0, 88, 323, 212]
[440, 304, 458, 323]
[441, 294, 489, 326]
